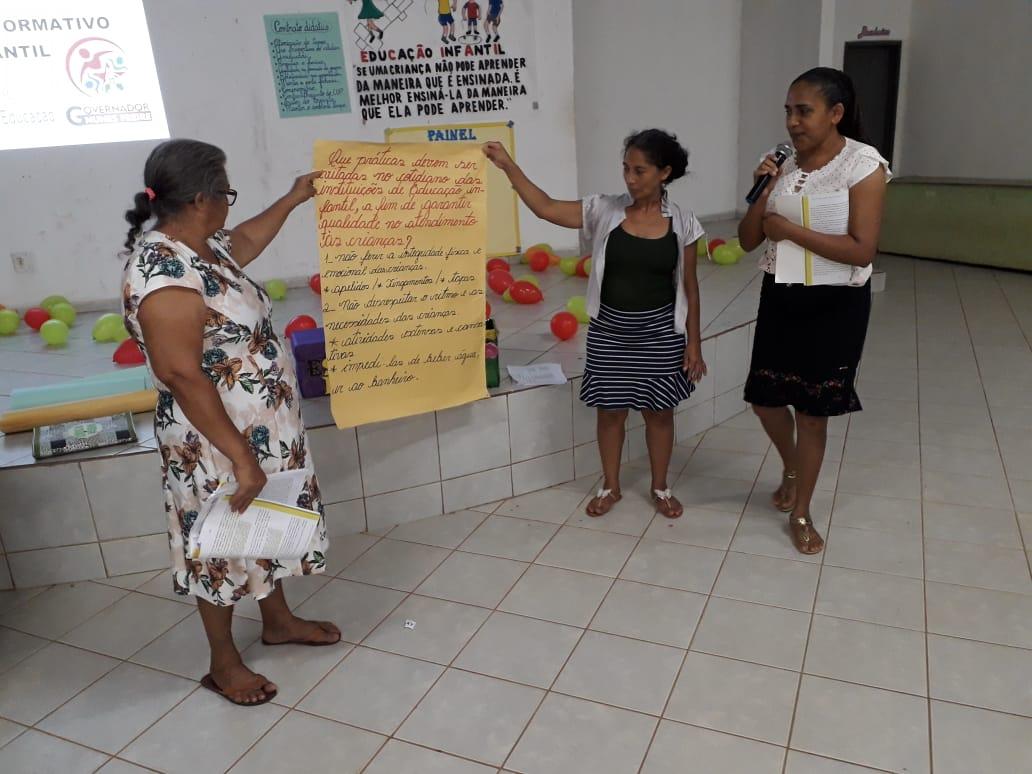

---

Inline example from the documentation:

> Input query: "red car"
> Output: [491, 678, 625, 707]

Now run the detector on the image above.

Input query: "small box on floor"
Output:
[290, 327, 328, 398]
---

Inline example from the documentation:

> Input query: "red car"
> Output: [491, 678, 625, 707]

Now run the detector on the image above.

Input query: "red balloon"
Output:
[112, 338, 146, 365]
[528, 252, 549, 272]
[485, 301, 492, 318]
[550, 311, 578, 340]
[486, 258, 511, 273]
[575, 256, 590, 278]
[24, 307, 50, 330]
[309, 273, 321, 294]
[708, 238, 726, 253]
[284, 314, 318, 340]
[487, 269, 515, 295]
[509, 280, 543, 304]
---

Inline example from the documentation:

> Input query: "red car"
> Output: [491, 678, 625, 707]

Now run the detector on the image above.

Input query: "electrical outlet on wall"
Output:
[11, 251, 36, 273]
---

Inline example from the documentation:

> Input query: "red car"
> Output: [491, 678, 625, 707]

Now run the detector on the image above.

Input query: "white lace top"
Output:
[759, 138, 892, 285]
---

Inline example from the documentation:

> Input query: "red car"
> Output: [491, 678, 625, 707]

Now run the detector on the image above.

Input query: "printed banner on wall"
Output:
[264, 13, 351, 117]
[385, 121, 519, 256]
[341, 0, 534, 124]
[0, 0, 169, 151]
[313, 140, 489, 428]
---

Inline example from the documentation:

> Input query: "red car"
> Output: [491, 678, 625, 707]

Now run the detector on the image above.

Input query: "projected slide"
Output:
[0, 1, 168, 151]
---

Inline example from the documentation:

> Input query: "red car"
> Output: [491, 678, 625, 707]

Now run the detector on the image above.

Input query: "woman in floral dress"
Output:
[122, 139, 338, 706]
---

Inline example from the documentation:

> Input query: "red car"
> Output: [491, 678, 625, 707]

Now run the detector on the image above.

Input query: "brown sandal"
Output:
[773, 470, 798, 513]
[200, 672, 278, 706]
[586, 488, 621, 517]
[789, 514, 824, 555]
[652, 488, 683, 519]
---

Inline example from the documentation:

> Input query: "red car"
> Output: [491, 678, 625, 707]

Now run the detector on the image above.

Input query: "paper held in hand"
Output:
[772, 191, 855, 286]
[188, 470, 319, 561]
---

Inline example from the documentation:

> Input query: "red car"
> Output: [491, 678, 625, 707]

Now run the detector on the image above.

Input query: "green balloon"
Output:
[40, 294, 70, 312]
[40, 319, 70, 346]
[559, 257, 578, 276]
[265, 279, 288, 301]
[712, 244, 740, 265]
[0, 309, 19, 335]
[696, 240, 708, 257]
[516, 274, 540, 288]
[49, 302, 77, 327]
[566, 295, 589, 324]
[111, 322, 131, 343]
[92, 313, 123, 342]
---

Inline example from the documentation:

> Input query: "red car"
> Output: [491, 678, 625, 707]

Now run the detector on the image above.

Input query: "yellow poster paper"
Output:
[313, 140, 489, 428]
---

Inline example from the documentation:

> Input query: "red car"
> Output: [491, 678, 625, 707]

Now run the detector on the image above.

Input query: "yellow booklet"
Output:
[773, 191, 854, 286]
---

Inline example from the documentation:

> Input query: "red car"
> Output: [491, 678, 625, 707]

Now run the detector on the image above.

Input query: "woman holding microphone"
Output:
[739, 67, 890, 555]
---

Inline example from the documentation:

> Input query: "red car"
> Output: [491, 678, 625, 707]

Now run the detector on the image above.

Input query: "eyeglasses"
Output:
[220, 188, 238, 206]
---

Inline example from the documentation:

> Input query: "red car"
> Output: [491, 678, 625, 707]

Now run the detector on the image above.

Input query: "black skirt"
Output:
[744, 272, 871, 417]
[580, 303, 695, 411]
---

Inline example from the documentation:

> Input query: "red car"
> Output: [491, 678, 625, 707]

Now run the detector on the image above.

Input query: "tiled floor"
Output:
[2, 255, 1032, 773]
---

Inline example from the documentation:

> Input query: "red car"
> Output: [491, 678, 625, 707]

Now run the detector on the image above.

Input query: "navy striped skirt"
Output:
[580, 303, 695, 411]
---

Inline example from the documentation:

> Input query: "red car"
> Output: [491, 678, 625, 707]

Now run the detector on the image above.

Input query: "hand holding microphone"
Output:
[745, 143, 793, 205]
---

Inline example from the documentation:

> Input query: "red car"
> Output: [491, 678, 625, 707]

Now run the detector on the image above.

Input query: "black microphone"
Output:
[745, 143, 793, 204]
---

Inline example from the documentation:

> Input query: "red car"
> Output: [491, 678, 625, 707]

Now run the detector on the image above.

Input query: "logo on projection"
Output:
[65, 37, 129, 96]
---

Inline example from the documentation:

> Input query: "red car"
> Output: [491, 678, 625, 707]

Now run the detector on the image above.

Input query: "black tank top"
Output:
[599, 222, 678, 312]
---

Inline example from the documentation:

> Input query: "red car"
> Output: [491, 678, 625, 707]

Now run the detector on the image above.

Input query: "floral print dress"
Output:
[122, 230, 328, 605]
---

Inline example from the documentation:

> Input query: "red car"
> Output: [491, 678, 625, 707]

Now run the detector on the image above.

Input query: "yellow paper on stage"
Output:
[385, 122, 520, 258]
[313, 140, 489, 428]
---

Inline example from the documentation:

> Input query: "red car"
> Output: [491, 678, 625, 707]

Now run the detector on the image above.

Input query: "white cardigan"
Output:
[580, 193, 705, 335]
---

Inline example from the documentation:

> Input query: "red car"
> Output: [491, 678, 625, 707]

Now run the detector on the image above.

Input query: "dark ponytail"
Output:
[123, 139, 228, 252]
[791, 67, 867, 143]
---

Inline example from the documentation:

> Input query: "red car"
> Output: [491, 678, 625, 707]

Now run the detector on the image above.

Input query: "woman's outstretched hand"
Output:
[482, 141, 514, 172]
[288, 171, 323, 206]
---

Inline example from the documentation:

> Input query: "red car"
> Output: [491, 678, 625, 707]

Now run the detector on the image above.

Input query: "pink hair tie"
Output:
[144, 187, 156, 201]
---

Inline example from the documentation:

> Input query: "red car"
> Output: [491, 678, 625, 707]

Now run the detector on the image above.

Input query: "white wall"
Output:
[572, 0, 743, 221]
[0, 0, 577, 305]
[903, 0, 1032, 179]
[737, 0, 822, 201]
[826, 0, 912, 171]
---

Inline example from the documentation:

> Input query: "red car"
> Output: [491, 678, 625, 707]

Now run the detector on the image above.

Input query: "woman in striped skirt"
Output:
[484, 130, 706, 518]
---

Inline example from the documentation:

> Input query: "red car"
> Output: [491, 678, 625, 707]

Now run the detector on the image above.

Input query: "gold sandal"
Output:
[790, 514, 824, 555]
[773, 470, 798, 513]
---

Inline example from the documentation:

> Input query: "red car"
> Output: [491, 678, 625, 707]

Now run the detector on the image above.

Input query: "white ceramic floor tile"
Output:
[339, 538, 450, 591]
[924, 538, 1032, 594]
[672, 474, 754, 513]
[619, 539, 724, 594]
[928, 634, 1032, 716]
[229, 711, 385, 772]
[494, 487, 587, 524]
[590, 580, 706, 649]
[830, 492, 922, 536]
[642, 507, 740, 550]
[804, 615, 927, 696]
[691, 597, 810, 670]
[815, 567, 926, 631]
[554, 630, 684, 714]
[60, 593, 193, 659]
[459, 516, 558, 562]
[666, 651, 798, 744]
[498, 564, 612, 627]
[416, 551, 528, 608]
[364, 740, 496, 774]
[713, 552, 820, 611]
[387, 510, 487, 548]
[824, 525, 925, 579]
[130, 612, 262, 680]
[38, 663, 195, 754]
[792, 676, 930, 774]
[0, 730, 108, 774]
[0, 626, 47, 674]
[299, 646, 442, 733]
[454, 611, 581, 688]
[363, 595, 489, 664]
[641, 719, 784, 774]
[398, 669, 543, 766]
[238, 638, 351, 706]
[929, 700, 1032, 774]
[0, 642, 119, 725]
[507, 693, 658, 774]
[926, 581, 1032, 648]
[535, 526, 638, 577]
[0, 582, 126, 639]
[293, 579, 406, 644]
[121, 689, 286, 774]
[783, 751, 883, 773]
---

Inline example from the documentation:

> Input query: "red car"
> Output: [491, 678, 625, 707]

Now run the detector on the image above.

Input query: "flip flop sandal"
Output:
[200, 673, 277, 707]
[587, 488, 621, 517]
[653, 488, 683, 519]
[773, 470, 798, 513]
[261, 622, 342, 647]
